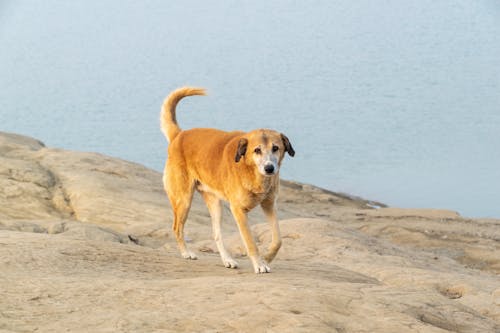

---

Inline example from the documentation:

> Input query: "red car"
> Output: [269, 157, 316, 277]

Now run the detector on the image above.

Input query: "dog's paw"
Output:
[253, 260, 271, 274]
[222, 257, 239, 269]
[181, 251, 198, 260]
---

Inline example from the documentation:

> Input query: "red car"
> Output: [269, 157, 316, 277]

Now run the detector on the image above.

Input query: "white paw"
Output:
[253, 260, 271, 274]
[181, 251, 198, 260]
[222, 257, 239, 269]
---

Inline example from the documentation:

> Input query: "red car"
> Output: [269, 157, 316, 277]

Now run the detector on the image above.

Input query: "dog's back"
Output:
[167, 128, 244, 193]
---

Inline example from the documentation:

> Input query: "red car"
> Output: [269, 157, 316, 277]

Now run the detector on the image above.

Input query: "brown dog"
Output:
[160, 87, 294, 273]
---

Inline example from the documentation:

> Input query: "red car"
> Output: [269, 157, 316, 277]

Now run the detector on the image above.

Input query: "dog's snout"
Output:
[264, 164, 275, 174]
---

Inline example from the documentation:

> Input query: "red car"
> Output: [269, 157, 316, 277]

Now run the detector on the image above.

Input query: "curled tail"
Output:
[160, 86, 207, 142]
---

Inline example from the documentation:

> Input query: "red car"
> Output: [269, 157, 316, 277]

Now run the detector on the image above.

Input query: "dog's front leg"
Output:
[201, 192, 239, 269]
[261, 198, 282, 263]
[230, 205, 270, 273]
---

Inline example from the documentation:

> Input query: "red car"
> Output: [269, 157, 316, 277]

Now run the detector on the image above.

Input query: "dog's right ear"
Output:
[235, 138, 248, 162]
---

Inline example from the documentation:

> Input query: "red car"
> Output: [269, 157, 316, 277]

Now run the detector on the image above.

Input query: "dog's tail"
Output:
[160, 87, 207, 143]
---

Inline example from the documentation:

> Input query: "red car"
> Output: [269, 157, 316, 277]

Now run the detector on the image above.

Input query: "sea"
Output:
[1, 1, 499, 218]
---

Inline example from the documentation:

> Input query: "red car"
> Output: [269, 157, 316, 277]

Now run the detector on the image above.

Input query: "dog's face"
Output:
[235, 130, 295, 176]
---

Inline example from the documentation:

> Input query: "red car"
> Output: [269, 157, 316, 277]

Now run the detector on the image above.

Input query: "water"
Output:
[1, 1, 499, 218]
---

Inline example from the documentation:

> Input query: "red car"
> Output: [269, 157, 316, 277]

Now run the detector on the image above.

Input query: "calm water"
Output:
[1, 1, 499, 218]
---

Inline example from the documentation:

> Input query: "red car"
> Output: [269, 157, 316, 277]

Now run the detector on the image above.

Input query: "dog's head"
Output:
[235, 129, 295, 176]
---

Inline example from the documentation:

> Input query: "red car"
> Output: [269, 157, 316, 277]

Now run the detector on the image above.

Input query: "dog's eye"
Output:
[254, 147, 262, 154]
[272, 145, 279, 153]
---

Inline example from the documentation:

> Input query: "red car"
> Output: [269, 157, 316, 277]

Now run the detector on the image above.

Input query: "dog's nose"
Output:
[264, 164, 275, 174]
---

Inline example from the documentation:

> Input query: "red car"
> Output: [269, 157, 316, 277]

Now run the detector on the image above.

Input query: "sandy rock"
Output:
[0, 131, 499, 332]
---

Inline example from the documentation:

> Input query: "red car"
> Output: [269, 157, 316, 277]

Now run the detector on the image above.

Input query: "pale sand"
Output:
[0, 131, 499, 332]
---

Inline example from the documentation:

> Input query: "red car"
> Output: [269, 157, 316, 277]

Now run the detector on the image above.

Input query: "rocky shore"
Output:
[1, 131, 499, 332]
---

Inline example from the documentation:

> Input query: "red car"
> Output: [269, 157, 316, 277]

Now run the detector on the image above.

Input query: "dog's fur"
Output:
[160, 87, 295, 273]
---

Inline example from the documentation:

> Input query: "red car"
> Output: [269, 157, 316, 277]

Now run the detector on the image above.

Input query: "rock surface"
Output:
[0, 131, 499, 332]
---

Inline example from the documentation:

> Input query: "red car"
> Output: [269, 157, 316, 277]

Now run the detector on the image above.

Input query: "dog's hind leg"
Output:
[164, 170, 197, 260]
[261, 198, 282, 263]
[201, 192, 239, 269]
[172, 201, 197, 259]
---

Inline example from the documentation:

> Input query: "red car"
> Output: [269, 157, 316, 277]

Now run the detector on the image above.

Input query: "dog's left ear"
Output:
[235, 138, 248, 162]
[281, 133, 295, 157]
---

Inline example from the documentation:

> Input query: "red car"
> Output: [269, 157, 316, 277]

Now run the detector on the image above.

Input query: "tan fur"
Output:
[160, 87, 294, 273]
[160, 87, 206, 143]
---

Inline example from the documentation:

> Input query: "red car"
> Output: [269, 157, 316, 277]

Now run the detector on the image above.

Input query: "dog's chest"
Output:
[239, 181, 275, 209]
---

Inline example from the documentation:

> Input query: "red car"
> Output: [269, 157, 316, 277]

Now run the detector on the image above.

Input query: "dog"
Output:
[160, 87, 294, 273]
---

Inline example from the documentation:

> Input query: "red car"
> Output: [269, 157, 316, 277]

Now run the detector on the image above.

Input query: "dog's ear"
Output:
[235, 138, 248, 162]
[281, 133, 295, 157]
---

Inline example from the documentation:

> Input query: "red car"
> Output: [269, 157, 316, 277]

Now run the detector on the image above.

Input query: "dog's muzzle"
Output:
[257, 155, 279, 176]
